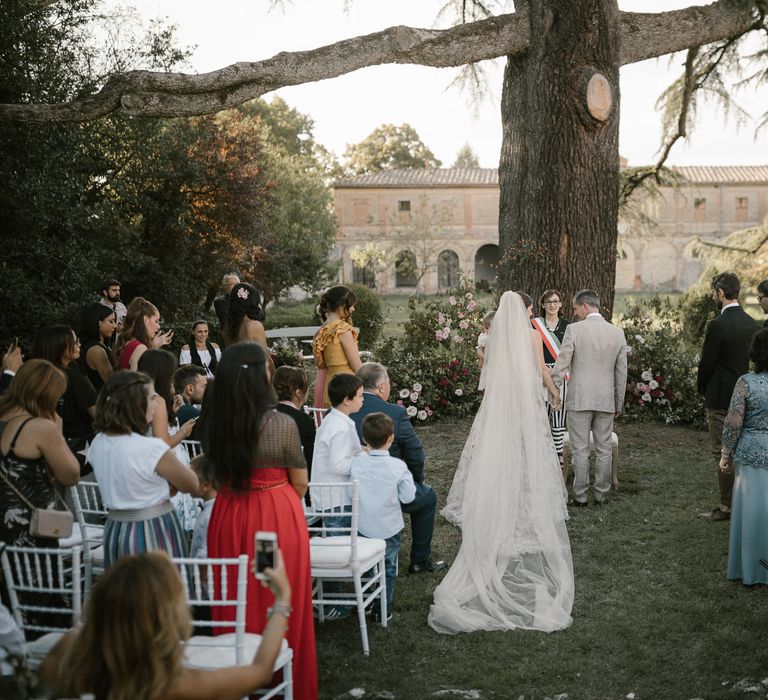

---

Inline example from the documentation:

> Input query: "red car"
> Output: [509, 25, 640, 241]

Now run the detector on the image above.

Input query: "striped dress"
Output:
[88, 432, 187, 567]
[533, 317, 570, 462]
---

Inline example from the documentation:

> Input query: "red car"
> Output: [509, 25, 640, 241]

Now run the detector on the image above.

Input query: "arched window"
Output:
[474, 244, 500, 291]
[395, 250, 418, 288]
[352, 262, 375, 288]
[437, 250, 460, 288]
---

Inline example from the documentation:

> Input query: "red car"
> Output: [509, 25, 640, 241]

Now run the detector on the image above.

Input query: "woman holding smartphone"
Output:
[200, 342, 316, 700]
[40, 549, 292, 700]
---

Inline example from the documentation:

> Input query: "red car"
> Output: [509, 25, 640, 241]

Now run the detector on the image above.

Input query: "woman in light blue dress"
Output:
[721, 328, 768, 585]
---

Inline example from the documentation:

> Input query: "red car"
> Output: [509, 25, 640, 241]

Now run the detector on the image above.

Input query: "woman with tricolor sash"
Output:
[533, 289, 571, 468]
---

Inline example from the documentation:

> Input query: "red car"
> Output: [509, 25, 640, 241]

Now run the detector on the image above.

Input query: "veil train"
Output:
[428, 291, 574, 634]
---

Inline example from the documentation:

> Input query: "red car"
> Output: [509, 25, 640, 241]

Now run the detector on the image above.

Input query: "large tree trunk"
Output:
[498, 0, 621, 318]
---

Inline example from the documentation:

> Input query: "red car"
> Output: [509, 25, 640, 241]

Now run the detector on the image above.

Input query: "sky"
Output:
[116, 0, 768, 168]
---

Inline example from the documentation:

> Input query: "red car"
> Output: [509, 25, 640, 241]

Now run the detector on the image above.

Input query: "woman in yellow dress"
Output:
[313, 286, 362, 408]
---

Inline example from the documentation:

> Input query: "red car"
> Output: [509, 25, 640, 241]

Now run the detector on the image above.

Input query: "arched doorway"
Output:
[437, 249, 460, 288]
[474, 244, 499, 290]
[395, 250, 418, 288]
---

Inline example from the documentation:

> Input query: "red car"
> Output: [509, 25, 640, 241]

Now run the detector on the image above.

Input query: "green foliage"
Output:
[343, 123, 441, 175]
[263, 302, 318, 331]
[451, 143, 480, 168]
[0, 4, 337, 346]
[347, 284, 384, 350]
[375, 279, 489, 422]
[618, 297, 704, 426]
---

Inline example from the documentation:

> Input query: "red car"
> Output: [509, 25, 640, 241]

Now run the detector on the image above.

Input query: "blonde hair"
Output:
[60, 551, 190, 700]
[0, 359, 66, 421]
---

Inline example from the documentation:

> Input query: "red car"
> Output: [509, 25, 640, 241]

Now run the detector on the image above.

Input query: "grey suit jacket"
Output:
[550, 314, 628, 414]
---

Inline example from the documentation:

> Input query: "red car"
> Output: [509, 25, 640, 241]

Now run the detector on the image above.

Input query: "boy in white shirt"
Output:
[351, 412, 416, 620]
[312, 373, 364, 532]
[189, 455, 217, 558]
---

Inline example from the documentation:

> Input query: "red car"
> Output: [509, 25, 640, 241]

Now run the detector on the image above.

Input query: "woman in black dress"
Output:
[79, 303, 117, 391]
[273, 365, 315, 488]
[33, 325, 97, 471]
[532, 289, 571, 468]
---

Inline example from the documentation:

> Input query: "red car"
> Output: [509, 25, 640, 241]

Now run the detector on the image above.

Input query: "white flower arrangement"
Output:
[455, 388, 463, 397]
[417, 410, 428, 420]
[412, 382, 423, 392]
[406, 405, 418, 417]
[641, 370, 653, 381]
[399, 389, 410, 399]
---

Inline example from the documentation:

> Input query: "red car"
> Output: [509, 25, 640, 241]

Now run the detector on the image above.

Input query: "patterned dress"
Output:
[722, 372, 768, 584]
[312, 319, 359, 409]
[0, 418, 59, 547]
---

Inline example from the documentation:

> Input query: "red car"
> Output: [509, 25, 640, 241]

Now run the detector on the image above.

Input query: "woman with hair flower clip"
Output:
[222, 283, 275, 378]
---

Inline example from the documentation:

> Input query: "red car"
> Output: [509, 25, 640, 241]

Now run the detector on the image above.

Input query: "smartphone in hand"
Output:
[254, 531, 277, 581]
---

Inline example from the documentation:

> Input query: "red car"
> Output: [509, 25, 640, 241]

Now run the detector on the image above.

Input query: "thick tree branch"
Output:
[0, 0, 764, 122]
[620, 0, 760, 64]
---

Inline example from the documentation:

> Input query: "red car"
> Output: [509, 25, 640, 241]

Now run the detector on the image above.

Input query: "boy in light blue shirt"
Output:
[350, 412, 416, 619]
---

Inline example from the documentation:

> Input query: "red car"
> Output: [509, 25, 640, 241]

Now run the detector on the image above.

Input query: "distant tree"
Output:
[452, 143, 480, 168]
[343, 123, 441, 175]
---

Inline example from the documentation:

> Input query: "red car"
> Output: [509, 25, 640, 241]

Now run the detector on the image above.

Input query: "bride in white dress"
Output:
[428, 291, 574, 634]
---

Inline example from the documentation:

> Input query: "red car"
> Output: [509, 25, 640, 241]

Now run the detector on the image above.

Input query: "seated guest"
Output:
[0, 360, 80, 546]
[353, 363, 446, 574]
[311, 373, 364, 531]
[38, 549, 292, 700]
[32, 325, 97, 468]
[350, 412, 415, 621]
[274, 365, 316, 477]
[78, 303, 117, 391]
[188, 455, 217, 559]
[87, 371, 198, 566]
[174, 364, 208, 427]
[179, 320, 221, 379]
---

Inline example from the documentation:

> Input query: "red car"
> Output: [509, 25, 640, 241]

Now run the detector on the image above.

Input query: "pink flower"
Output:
[467, 300, 477, 311]
[448, 296, 457, 305]
[437, 312, 446, 324]
[397, 400, 403, 406]
[465, 292, 474, 300]
[459, 320, 469, 329]
[452, 335, 463, 343]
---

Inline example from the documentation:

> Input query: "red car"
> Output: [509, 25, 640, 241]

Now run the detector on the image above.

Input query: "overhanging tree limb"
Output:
[0, 0, 762, 122]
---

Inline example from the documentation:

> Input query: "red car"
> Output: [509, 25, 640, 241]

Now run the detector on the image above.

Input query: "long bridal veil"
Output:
[428, 291, 574, 634]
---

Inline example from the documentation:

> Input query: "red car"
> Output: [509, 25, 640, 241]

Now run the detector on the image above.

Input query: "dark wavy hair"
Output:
[137, 349, 178, 420]
[272, 365, 310, 402]
[223, 283, 264, 346]
[198, 342, 276, 490]
[751, 329, 768, 374]
[32, 324, 76, 368]
[317, 285, 356, 322]
[94, 371, 153, 435]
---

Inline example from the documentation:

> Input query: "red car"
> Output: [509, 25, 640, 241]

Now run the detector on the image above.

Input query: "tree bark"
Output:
[498, 0, 621, 317]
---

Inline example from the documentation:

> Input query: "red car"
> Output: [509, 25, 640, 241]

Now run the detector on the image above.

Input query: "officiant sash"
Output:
[532, 317, 562, 360]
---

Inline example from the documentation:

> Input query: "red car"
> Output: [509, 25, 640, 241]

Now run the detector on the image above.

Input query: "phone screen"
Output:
[255, 536, 275, 575]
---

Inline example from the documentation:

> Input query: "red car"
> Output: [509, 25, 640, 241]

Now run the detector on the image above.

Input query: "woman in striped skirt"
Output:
[87, 372, 199, 567]
[532, 290, 571, 470]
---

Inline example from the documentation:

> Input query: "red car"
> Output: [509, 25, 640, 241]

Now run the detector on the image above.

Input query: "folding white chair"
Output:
[303, 406, 327, 430]
[306, 481, 387, 655]
[172, 554, 293, 699]
[182, 439, 204, 461]
[0, 545, 83, 669]
[62, 479, 107, 593]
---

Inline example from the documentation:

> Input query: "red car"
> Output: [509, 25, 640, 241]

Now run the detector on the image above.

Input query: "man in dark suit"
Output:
[697, 272, 758, 521]
[353, 362, 446, 574]
[757, 280, 768, 327]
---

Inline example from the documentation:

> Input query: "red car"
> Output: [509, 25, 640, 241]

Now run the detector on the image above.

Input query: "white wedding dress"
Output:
[428, 291, 574, 634]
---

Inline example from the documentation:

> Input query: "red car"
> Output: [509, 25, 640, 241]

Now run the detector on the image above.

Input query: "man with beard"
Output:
[99, 278, 127, 331]
[697, 272, 758, 521]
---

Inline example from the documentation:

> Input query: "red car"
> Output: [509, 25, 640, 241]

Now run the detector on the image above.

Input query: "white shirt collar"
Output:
[329, 407, 355, 426]
[720, 301, 739, 314]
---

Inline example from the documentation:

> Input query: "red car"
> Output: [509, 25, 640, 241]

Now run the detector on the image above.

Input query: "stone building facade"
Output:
[332, 166, 768, 294]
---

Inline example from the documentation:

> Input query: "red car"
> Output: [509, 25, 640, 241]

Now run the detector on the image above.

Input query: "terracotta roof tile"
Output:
[335, 165, 768, 188]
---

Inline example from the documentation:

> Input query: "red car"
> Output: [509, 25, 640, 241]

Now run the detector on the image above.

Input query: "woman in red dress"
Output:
[200, 341, 317, 700]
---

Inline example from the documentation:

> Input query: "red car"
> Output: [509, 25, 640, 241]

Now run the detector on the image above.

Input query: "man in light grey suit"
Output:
[551, 290, 627, 505]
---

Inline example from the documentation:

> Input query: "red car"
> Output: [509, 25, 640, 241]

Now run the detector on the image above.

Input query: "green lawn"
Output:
[315, 418, 767, 699]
